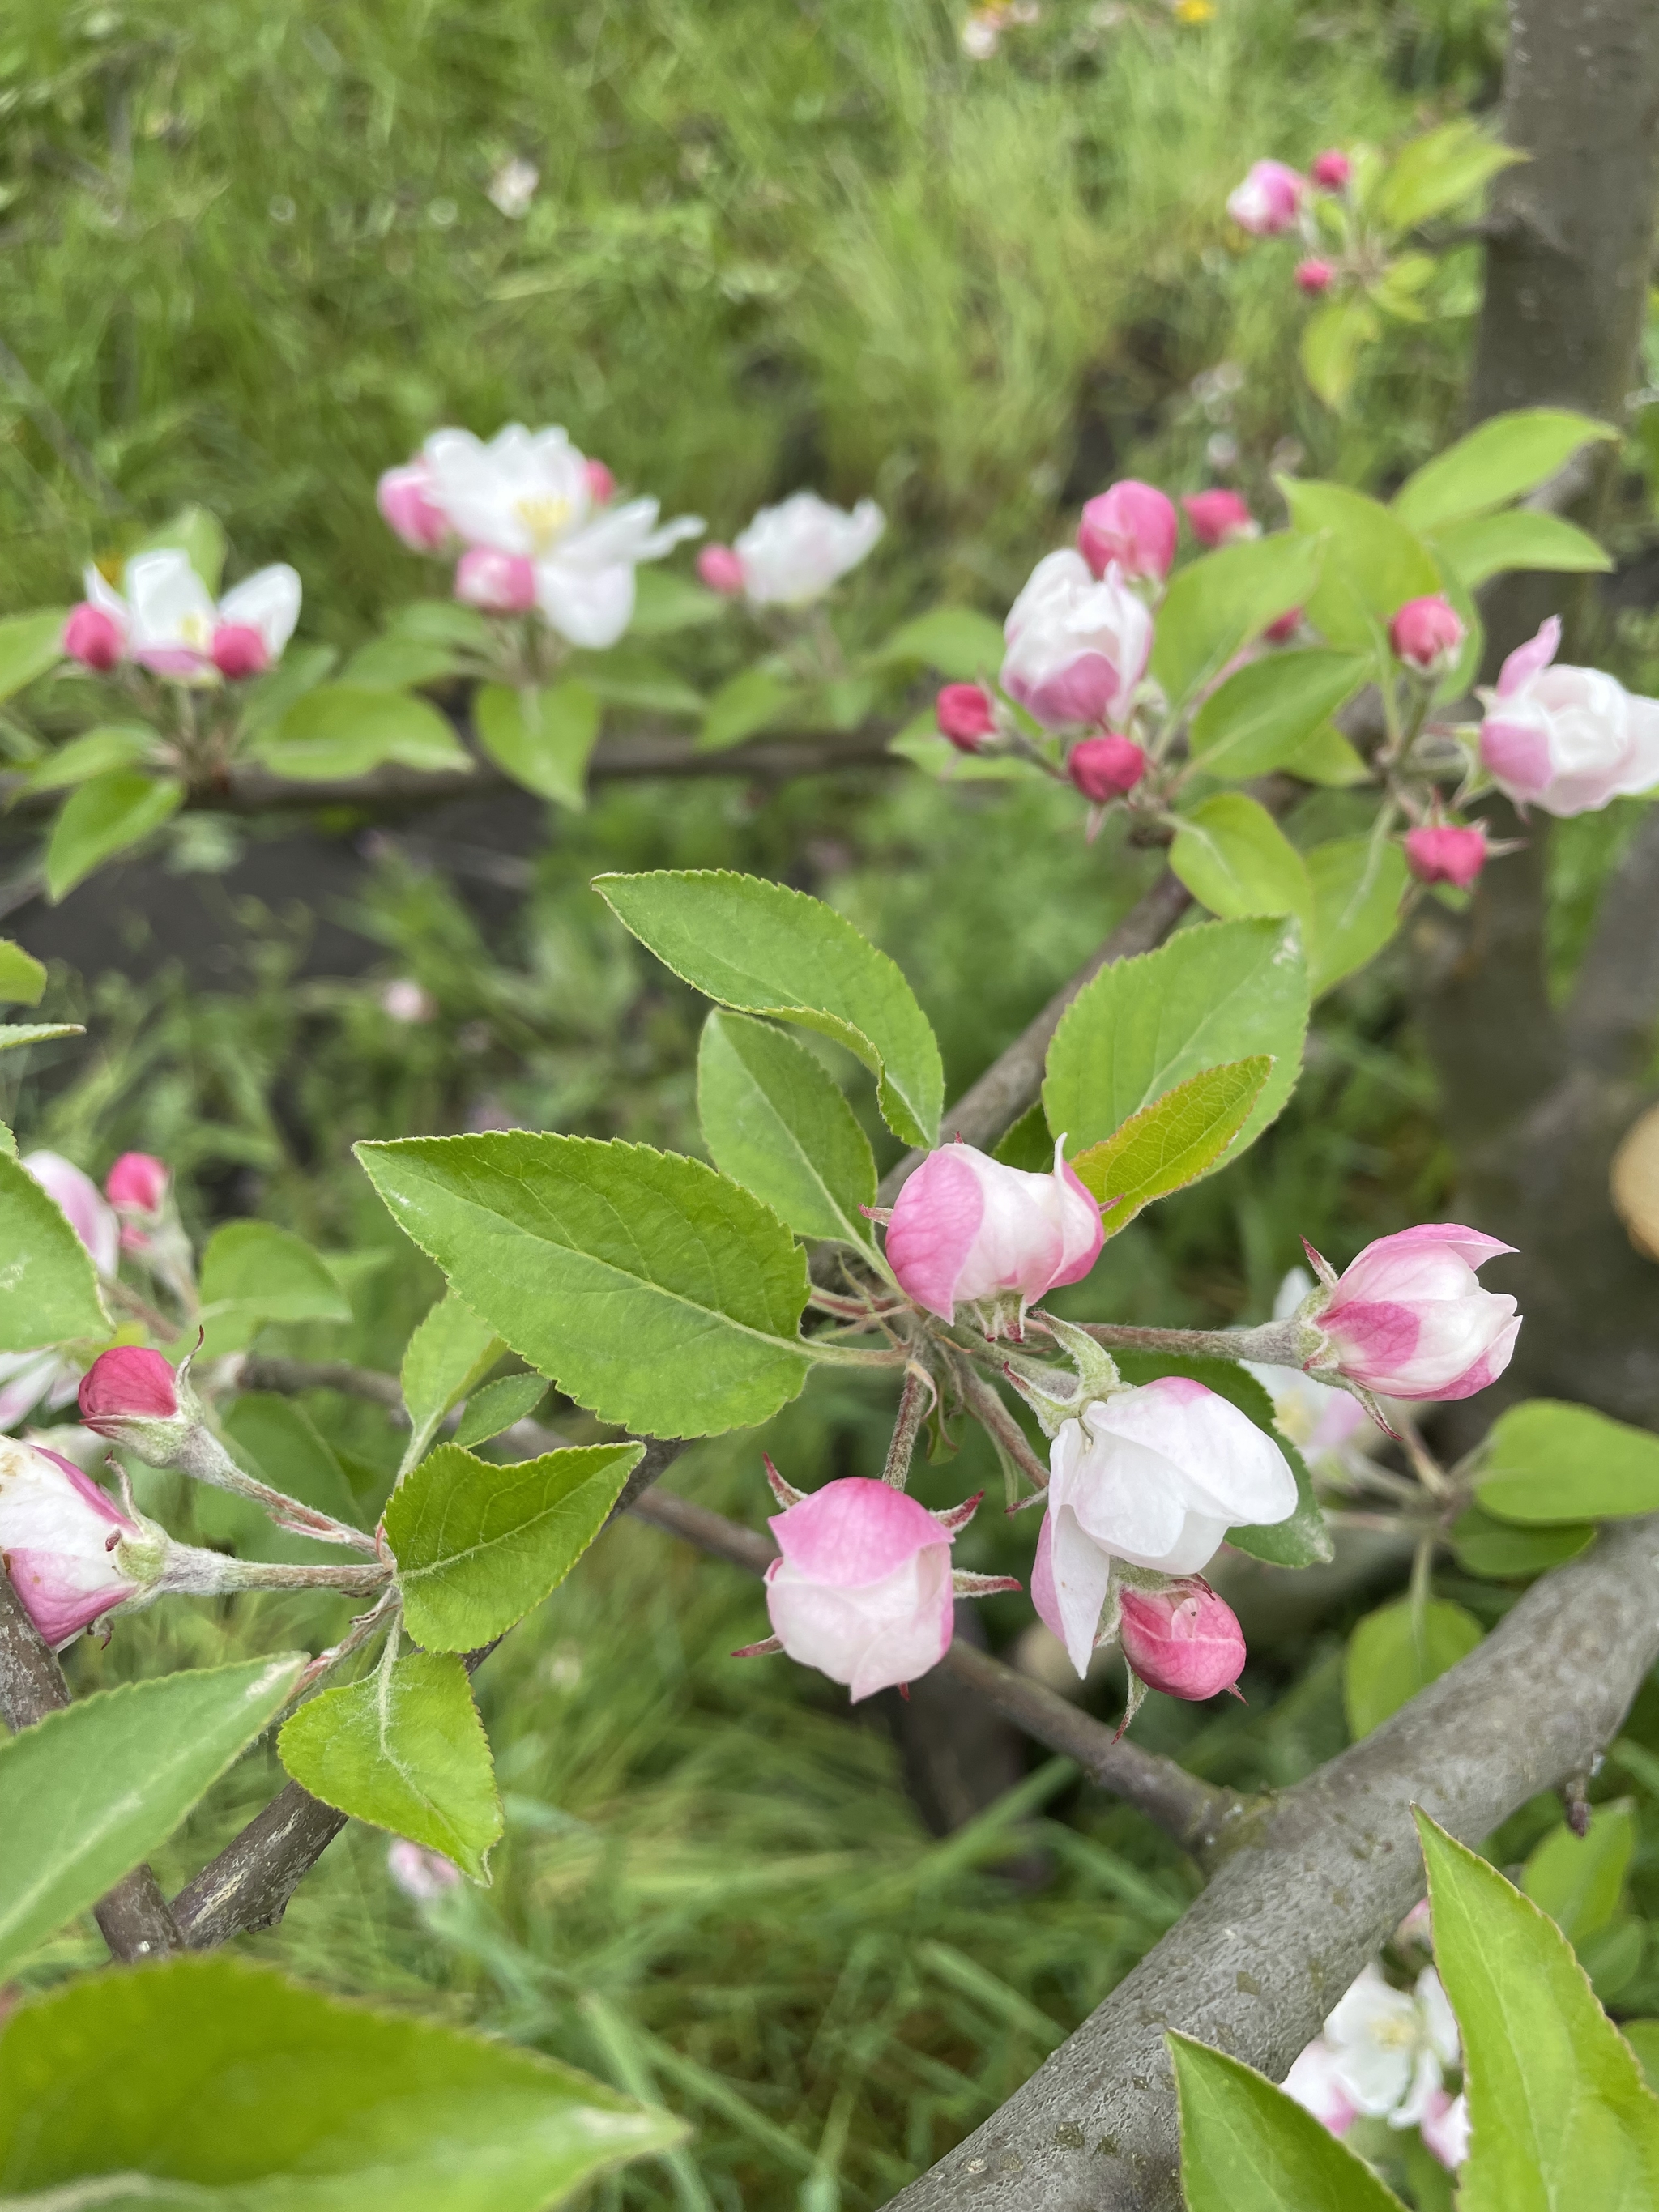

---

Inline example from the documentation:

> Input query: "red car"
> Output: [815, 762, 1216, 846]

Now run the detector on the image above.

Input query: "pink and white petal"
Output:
[770, 1479, 946, 1585]
[218, 565, 302, 656]
[1047, 1506, 1114, 1679]
[1496, 616, 1560, 698]
[885, 1148, 984, 1320]
[125, 550, 216, 651]
[1433, 1311, 1521, 1400]
[535, 557, 637, 648]
[846, 1549, 955, 1699]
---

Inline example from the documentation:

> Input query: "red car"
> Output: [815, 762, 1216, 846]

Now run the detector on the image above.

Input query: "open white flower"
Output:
[1324, 1963, 1459, 2129]
[423, 424, 703, 648]
[731, 492, 885, 607]
[124, 550, 301, 681]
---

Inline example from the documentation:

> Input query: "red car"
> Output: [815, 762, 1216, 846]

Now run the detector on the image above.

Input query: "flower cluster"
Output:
[1285, 1958, 1469, 2172]
[697, 492, 885, 610]
[64, 552, 301, 684]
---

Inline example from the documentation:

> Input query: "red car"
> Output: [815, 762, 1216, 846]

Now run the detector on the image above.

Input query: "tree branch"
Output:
[232, 1356, 406, 1411]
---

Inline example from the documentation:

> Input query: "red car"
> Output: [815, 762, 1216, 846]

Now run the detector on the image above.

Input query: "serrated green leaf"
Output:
[1170, 794, 1314, 935]
[400, 1291, 503, 1476]
[23, 723, 156, 793]
[130, 505, 227, 593]
[1305, 834, 1409, 997]
[0, 1951, 683, 2208]
[0, 940, 45, 1007]
[258, 684, 471, 781]
[1418, 1809, 1659, 2212]
[992, 1101, 1053, 1171]
[198, 1219, 352, 1356]
[0, 1656, 305, 1980]
[0, 610, 70, 703]
[0, 1023, 82, 1054]
[1043, 916, 1308, 1170]
[453, 1370, 548, 1449]
[597, 869, 943, 1149]
[1524, 1802, 1636, 1945]
[475, 680, 600, 806]
[1280, 479, 1441, 653]
[1149, 534, 1326, 713]
[279, 1648, 501, 1882]
[0, 1152, 110, 1348]
[697, 1009, 876, 1247]
[1376, 121, 1524, 232]
[1188, 650, 1371, 780]
[45, 774, 184, 901]
[870, 607, 1005, 679]
[236, 642, 339, 736]
[1431, 508, 1611, 590]
[574, 649, 705, 717]
[1300, 293, 1380, 409]
[1477, 1400, 1659, 1524]
[1448, 1504, 1594, 1579]
[386, 1439, 642, 1652]
[1395, 410, 1618, 532]
[1344, 1596, 1483, 1738]
[1072, 1058, 1272, 1231]
[697, 666, 798, 752]
[1170, 2031, 1405, 2211]
[358, 1132, 813, 1438]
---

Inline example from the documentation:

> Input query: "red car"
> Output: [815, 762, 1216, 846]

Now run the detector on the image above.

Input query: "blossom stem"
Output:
[158, 1541, 392, 1601]
[881, 1365, 934, 1490]
[171, 1424, 381, 1554]
[1057, 1318, 1308, 1365]
[953, 1359, 1049, 1490]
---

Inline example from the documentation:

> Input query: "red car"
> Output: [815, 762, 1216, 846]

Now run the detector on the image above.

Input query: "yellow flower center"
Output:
[514, 492, 572, 554]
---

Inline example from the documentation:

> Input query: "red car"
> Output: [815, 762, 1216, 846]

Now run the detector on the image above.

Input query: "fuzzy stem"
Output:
[1065, 1319, 1307, 1365]
[881, 1366, 934, 1490]
[171, 1425, 380, 1554]
[158, 1541, 391, 1601]
[955, 1361, 1050, 1490]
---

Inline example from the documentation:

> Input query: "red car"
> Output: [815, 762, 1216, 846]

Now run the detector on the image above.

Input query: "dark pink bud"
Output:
[1311, 148, 1353, 192]
[1295, 258, 1335, 296]
[697, 544, 747, 596]
[1264, 607, 1303, 645]
[1404, 824, 1488, 890]
[454, 548, 537, 614]
[936, 683, 997, 751]
[377, 462, 449, 552]
[105, 1153, 169, 1216]
[1390, 595, 1465, 676]
[63, 603, 123, 672]
[584, 458, 616, 505]
[1118, 1580, 1246, 1700]
[79, 1346, 181, 1430]
[1068, 734, 1147, 803]
[1077, 480, 1179, 585]
[1182, 490, 1257, 548]
[210, 623, 269, 680]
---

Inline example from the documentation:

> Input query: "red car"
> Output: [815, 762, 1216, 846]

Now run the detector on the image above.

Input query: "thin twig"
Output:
[882, 1365, 934, 1489]
[232, 1356, 406, 1411]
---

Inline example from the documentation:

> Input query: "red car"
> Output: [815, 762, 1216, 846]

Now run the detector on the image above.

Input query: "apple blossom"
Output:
[1263, 607, 1303, 645]
[105, 1152, 170, 1217]
[454, 547, 538, 614]
[1282, 2039, 1359, 2136]
[1115, 1578, 1246, 1699]
[387, 1838, 463, 1900]
[1479, 617, 1659, 816]
[1307, 1225, 1520, 1402]
[1324, 1963, 1460, 2129]
[1000, 551, 1154, 731]
[1040, 1379, 1298, 1674]
[124, 550, 301, 683]
[62, 602, 124, 671]
[1226, 160, 1307, 237]
[79, 1347, 190, 1453]
[422, 424, 703, 648]
[1419, 2086, 1471, 2169]
[1182, 489, 1258, 548]
[936, 683, 997, 751]
[1404, 824, 1487, 889]
[1067, 733, 1146, 802]
[377, 459, 450, 552]
[1390, 594, 1465, 676]
[884, 1136, 1103, 1336]
[1295, 258, 1335, 295]
[697, 544, 747, 596]
[24, 1151, 118, 1280]
[0, 1353, 81, 1435]
[1077, 480, 1178, 586]
[1311, 148, 1353, 192]
[728, 492, 885, 607]
[0, 1435, 165, 1650]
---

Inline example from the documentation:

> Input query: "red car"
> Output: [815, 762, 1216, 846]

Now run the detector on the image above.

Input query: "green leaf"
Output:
[1299, 294, 1380, 410]
[1417, 1808, 1659, 2212]
[0, 1656, 305, 1980]
[1170, 2030, 1406, 2211]
[386, 1439, 643, 1652]
[1449, 1503, 1594, 1579]
[1170, 794, 1313, 935]
[1071, 1059, 1273, 1231]
[870, 607, 1005, 679]
[1395, 409, 1618, 532]
[384, 598, 496, 652]
[279, 1648, 502, 1882]
[475, 680, 601, 806]
[1280, 479, 1441, 653]
[131, 505, 227, 592]
[1431, 508, 1612, 590]
[697, 666, 798, 752]
[453, 1370, 548, 1449]
[258, 684, 472, 781]
[574, 649, 705, 718]
[1623, 2022, 1659, 2098]
[1149, 534, 1326, 713]
[0, 940, 45, 1007]
[1043, 915, 1308, 1169]
[1188, 650, 1371, 780]
[236, 642, 339, 736]
[0, 1951, 682, 2206]
[697, 1009, 876, 1248]
[24, 723, 156, 793]
[1477, 1400, 1659, 1524]
[0, 1024, 82, 1055]
[400, 1290, 503, 1475]
[1286, 722, 1371, 786]
[0, 1153, 109, 1348]
[0, 610, 70, 703]
[597, 868, 943, 1149]
[1305, 835, 1409, 997]
[1524, 1802, 1637, 1944]
[45, 774, 183, 901]
[1376, 120, 1525, 232]
[1343, 1596, 1483, 1738]
[992, 1102, 1054, 1172]
[198, 1220, 353, 1356]
[1369, 251, 1437, 323]
[339, 637, 462, 689]
[629, 565, 728, 633]
[357, 1132, 813, 1438]
[222, 1394, 365, 1532]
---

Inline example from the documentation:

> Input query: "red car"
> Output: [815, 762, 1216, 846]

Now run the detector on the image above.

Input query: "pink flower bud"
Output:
[1479, 617, 1659, 817]
[0, 1437, 160, 1649]
[1311, 149, 1353, 192]
[23, 1153, 118, 1280]
[454, 547, 537, 614]
[209, 623, 269, 680]
[1390, 595, 1465, 676]
[1294, 258, 1335, 295]
[1404, 824, 1487, 890]
[1226, 159, 1307, 237]
[1311, 1225, 1520, 1401]
[1000, 551, 1153, 731]
[936, 682, 997, 751]
[377, 461, 450, 552]
[1077, 480, 1178, 585]
[583, 458, 616, 505]
[1264, 607, 1303, 645]
[387, 1838, 463, 1901]
[1117, 1579, 1246, 1699]
[697, 544, 747, 596]
[105, 1153, 170, 1217]
[1067, 734, 1146, 803]
[79, 1346, 181, 1430]
[62, 603, 124, 672]
[885, 1136, 1103, 1336]
[1182, 490, 1258, 548]
[764, 1476, 957, 1700]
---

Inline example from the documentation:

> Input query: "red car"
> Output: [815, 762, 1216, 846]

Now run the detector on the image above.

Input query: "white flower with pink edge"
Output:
[1307, 1225, 1520, 1403]
[1000, 550, 1153, 732]
[1479, 617, 1659, 816]
[883, 1136, 1103, 1338]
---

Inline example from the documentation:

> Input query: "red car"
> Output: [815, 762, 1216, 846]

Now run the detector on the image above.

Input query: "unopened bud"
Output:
[1389, 595, 1465, 676]
[1182, 490, 1258, 548]
[105, 1153, 170, 1217]
[78, 1347, 198, 1464]
[1264, 606, 1303, 645]
[697, 544, 747, 597]
[63, 603, 124, 672]
[583, 458, 616, 505]
[210, 623, 269, 680]
[1294, 258, 1335, 296]
[1118, 1579, 1246, 1700]
[454, 548, 537, 614]
[0, 1436, 166, 1649]
[936, 683, 997, 752]
[1311, 148, 1352, 192]
[1404, 824, 1487, 890]
[1068, 734, 1146, 803]
[1077, 480, 1178, 585]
